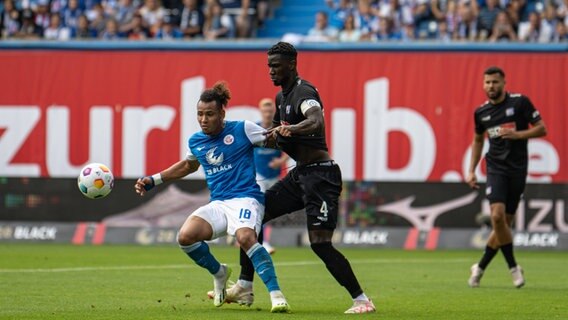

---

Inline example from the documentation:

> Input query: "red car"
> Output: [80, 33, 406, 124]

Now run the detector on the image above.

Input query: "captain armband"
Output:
[300, 99, 321, 116]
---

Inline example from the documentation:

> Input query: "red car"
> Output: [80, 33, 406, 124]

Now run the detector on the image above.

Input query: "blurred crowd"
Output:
[1, 0, 566, 42]
[315, 0, 568, 42]
[0, 0, 269, 40]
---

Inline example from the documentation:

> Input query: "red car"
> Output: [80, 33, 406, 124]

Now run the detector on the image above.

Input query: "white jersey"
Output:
[187, 120, 266, 204]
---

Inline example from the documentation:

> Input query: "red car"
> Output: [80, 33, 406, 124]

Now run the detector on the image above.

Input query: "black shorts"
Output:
[264, 160, 342, 230]
[485, 173, 526, 214]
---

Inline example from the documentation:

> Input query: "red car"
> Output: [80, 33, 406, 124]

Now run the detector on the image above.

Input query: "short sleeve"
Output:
[474, 110, 484, 135]
[244, 120, 267, 146]
[185, 146, 197, 161]
[521, 96, 542, 124]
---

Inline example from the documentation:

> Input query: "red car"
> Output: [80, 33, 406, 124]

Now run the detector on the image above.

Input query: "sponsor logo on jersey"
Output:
[487, 122, 516, 138]
[196, 146, 205, 151]
[223, 134, 234, 145]
[506, 107, 515, 116]
[205, 147, 224, 166]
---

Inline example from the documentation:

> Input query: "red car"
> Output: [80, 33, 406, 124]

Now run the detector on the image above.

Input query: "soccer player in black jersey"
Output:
[214, 42, 375, 314]
[466, 66, 547, 288]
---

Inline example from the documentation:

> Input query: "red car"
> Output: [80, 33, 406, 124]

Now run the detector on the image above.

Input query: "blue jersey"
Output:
[254, 144, 282, 179]
[187, 120, 265, 204]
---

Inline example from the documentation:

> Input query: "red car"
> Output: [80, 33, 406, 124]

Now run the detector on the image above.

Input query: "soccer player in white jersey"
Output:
[134, 81, 290, 313]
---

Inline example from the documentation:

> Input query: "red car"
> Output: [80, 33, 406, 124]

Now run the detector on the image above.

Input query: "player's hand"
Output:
[465, 172, 479, 189]
[276, 125, 293, 137]
[134, 176, 154, 196]
[269, 157, 284, 169]
[499, 128, 519, 140]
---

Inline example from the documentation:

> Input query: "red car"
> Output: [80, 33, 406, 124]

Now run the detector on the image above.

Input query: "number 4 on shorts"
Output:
[319, 201, 328, 222]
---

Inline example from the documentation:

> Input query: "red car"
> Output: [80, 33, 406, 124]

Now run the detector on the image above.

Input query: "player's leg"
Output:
[301, 163, 375, 314]
[235, 171, 305, 294]
[229, 198, 289, 313]
[502, 175, 526, 288]
[469, 174, 507, 287]
[178, 203, 231, 307]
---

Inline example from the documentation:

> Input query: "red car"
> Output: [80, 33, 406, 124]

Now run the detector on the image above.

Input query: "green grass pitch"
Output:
[0, 244, 567, 319]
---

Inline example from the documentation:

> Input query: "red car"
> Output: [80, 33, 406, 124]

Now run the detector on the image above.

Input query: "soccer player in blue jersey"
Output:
[134, 81, 290, 313]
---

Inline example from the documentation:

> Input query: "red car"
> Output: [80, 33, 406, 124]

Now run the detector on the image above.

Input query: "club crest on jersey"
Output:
[206, 147, 224, 166]
[286, 105, 291, 114]
[506, 108, 515, 116]
[223, 134, 234, 145]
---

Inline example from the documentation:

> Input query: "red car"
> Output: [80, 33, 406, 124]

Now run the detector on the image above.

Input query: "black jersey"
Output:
[273, 77, 328, 160]
[474, 93, 542, 175]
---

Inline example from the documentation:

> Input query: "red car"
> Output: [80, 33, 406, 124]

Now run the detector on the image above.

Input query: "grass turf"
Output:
[0, 244, 567, 319]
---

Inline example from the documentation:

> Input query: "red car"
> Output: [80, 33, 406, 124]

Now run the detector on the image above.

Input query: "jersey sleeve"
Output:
[474, 109, 484, 135]
[244, 120, 267, 146]
[521, 96, 542, 124]
[295, 84, 320, 114]
[186, 137, 197, 160]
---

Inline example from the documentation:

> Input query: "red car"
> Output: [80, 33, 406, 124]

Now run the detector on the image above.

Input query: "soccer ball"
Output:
[77, 163, 114, 199]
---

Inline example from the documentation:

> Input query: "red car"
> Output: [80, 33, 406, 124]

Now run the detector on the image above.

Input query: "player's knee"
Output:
[235, 228, 257, 251]
[310, 241, 333, 258]
[177, 230, 198, 246]
[490, 211, 507, 227]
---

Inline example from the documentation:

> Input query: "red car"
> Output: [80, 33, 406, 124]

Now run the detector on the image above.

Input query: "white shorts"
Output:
[191, 197, 264, 239]
[256, 175, 279, 193]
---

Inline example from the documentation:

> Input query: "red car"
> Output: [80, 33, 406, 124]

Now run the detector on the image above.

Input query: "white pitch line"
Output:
[0, 258, 469, 274]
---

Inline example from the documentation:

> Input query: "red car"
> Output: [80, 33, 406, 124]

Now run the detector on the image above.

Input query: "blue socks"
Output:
[180, 241, 221, 275]
[247, 243, 280, 292]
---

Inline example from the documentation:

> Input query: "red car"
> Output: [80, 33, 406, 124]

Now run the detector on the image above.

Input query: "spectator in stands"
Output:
[413, 0, 436, 39]
[255, 0, 270, 29]
[115, 0, 137, 32]
[100, 17, 124, 39]
[327, 0, 356, 29]
[15, 9, 42, 39]
[89, 3, 109, 34]
[139, 0, 165, 35]
[400, 22, 416, 40]
[74, 13, 97, 38]
[539, 3, 558, 42]
[518, 11, 540, 41]
[1, 0, 18, 38]
[551, 20, 567, 41]
[44, 12, 72, 40]
[477, 0, 501, 40]
[505, 0, 522, 32]
[61, 0, 83, 30]
[155, 14, 184, 39]
[455, 1, 478, 41]
[489, 10, 517, 41]
[558, 0, 568, 26]
[127, 13, 150, 39]
[216, 0, 252, 38]
[338, 13, 361, 41]
[179, 0, 204, 38]
[305, 11, 339, 42]
[375, 16, 402, 40]
[34, 0, 51, 32]
[434, 18, 452, 41]
[355, 0, 380, 39]
[203, 0, 235, 39]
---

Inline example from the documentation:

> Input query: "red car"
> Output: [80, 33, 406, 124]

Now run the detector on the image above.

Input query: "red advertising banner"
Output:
[0, 50, 566, 182]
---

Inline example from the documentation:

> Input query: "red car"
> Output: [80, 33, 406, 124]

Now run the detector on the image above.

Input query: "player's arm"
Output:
[277, 100, 324, 137]
[134, 159, 200, 196]
[269, 152, 289, 169]
[500, 120, 547, 140]
[466, 133, 484, 189]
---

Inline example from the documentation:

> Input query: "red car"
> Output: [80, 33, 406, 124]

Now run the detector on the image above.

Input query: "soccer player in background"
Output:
[255, 97, 289, 254]
[466, 66, 547, 288]
[134, 82, 290, 313]
[220, 42, 376, 314]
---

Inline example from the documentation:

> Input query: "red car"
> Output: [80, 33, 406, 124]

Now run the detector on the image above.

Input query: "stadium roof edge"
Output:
[0, 40, 566, 52]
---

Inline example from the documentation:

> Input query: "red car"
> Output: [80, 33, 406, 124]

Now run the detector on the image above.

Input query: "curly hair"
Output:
[267, 41, 297, 60]
[199, 81, 232, 109]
